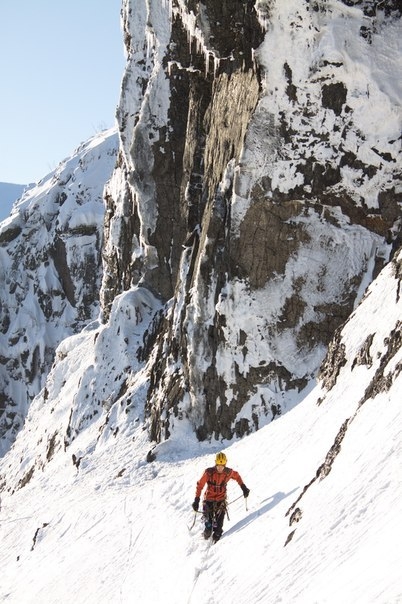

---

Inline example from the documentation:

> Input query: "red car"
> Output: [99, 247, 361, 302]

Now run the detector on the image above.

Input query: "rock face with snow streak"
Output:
[0, 131, 118, 454]
[100, 0, 401, 443]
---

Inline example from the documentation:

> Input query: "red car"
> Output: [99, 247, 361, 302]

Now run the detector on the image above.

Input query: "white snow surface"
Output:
[0, 249, 401, 604]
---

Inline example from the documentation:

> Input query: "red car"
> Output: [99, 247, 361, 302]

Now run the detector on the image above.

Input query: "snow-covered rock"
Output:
[101, 0, 401, 442]
[0, 130, 118, 455]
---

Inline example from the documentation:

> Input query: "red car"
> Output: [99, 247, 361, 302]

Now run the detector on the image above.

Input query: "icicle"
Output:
[145, 26, 156, 59]
[204, 50, 210, 77]
[214, 55, 220, 77]
[255, 0, 270, 31]
[173, 0, 214, 77]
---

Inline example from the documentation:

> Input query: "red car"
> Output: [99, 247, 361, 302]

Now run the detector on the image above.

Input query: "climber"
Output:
[192, 451, 250, 543]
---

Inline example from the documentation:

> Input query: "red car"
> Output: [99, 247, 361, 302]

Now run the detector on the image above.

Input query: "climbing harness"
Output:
[188, 493, 249, 531]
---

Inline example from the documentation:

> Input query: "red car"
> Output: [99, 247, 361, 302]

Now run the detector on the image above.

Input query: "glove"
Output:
[241, 484, 250, 498]
[192, 497, 200, 511]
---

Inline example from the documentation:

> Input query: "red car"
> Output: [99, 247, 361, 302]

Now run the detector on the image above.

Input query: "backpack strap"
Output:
[206, 467, 216, 486]
[206, 466, 232, 488]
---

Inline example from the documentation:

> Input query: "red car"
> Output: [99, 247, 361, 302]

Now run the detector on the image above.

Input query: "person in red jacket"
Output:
[192, 451, 250, 543]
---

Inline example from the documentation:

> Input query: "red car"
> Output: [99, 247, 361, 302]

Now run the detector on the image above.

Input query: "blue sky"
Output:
[0, 1, 124, 185]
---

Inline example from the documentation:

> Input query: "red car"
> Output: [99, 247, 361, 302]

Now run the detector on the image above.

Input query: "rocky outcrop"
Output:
[101, 0, 264, 314]
[284, 245, 402, 546]
[100, 0, 401, 443]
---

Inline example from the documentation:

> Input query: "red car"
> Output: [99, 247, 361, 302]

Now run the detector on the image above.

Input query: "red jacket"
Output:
[195, 466, 244, 502]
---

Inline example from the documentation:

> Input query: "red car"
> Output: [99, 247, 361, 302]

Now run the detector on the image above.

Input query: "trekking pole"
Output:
[227, 494, 243, 506]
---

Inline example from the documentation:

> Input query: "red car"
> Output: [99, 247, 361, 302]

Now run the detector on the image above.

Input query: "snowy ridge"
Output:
[96, 0, 402, 451]
[0, 250, 401, 603]
[111, 0, 402, 445]
[0, 129, 118, 455]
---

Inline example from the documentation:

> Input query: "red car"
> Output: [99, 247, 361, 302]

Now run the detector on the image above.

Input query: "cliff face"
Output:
[0, 1, 400, 456]
[100, 0, 401, 442]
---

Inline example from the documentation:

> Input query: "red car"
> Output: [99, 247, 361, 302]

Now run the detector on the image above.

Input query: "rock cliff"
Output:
[0, 1, 400, 454]
[100, 0, 401, 442]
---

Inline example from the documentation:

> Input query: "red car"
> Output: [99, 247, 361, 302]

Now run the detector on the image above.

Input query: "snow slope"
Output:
[1, 250, 400, 604]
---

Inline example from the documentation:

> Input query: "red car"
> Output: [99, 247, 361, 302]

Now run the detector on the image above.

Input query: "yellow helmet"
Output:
[215, 452, 227, 466]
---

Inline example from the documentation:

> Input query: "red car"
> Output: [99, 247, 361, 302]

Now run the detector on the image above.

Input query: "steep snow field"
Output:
[1, 252, 401, 603]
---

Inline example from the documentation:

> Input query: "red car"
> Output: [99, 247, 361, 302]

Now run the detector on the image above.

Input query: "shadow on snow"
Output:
[225, 489, 298, 537]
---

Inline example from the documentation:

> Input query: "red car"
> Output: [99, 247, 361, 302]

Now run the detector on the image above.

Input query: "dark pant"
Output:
[203, 500, 226, 538]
